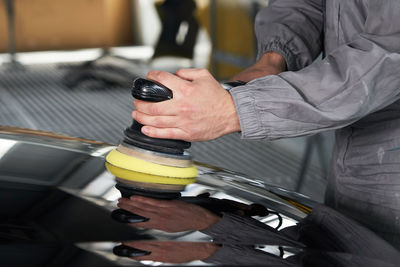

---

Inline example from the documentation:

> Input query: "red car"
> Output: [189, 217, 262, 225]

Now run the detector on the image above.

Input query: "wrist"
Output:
[198, 212, 221, 231]
[224, 93, 241, 135]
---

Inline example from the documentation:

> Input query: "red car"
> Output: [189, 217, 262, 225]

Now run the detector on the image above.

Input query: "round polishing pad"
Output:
[105, 162, 196, 185]
[105, 149, 198, 178]
[117, 144, 192, 168]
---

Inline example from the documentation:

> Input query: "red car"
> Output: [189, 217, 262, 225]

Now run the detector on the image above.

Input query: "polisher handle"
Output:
[111, 208, 149, 223]
[132, 78, 173, 102]
[113, 244, 151, 257]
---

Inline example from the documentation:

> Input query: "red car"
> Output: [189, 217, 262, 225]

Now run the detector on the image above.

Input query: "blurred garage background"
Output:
[0, 0, 333, 202]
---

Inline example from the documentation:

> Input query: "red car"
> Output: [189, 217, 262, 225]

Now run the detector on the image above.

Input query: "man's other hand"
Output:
[230, 51, 287, 82]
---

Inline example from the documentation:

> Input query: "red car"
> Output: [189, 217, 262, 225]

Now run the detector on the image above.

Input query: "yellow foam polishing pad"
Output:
[105, 162, 196, 185]
[105, 149, 198, 178]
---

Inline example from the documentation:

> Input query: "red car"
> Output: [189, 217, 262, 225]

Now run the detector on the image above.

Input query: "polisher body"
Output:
[105, 78, 197, 198]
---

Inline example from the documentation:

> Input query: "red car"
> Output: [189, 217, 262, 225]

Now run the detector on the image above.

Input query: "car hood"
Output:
[2, 126, 395, 267]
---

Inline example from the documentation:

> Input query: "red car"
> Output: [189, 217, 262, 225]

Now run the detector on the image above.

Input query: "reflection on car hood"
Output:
[2, 126, 397, 266]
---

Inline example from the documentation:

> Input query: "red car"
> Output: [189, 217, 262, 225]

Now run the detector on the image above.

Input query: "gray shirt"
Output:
[230, 0, 400, 247]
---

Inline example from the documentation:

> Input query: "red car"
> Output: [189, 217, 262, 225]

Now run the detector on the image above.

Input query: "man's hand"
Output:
[132, 68, 240, 142]
[117, 196, 221, 232]
[121, 241, 219, 263]
[230, 51, 287, 82]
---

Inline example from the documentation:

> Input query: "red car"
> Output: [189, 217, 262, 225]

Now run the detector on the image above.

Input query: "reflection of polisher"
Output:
[105, 78, 247, 223]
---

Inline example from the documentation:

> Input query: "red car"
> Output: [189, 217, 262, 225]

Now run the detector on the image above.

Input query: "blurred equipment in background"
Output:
[60, 53, 140, 89]
[153, 0, 199, 59]
[2, 0, 19, 67]
[0, 0, 133, 53]
[0, 0, 136, 88]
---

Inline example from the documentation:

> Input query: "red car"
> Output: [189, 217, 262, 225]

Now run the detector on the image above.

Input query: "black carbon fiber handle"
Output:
[132, 78, 246, 101]
[113, 244, 151, 257]
[132, 78, 173, 102]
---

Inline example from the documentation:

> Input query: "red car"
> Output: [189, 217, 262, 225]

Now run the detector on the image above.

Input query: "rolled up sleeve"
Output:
[255, 0, 324, 71]
[232, 1, 400, 140]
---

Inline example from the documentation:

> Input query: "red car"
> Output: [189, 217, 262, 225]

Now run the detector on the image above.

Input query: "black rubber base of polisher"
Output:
[124, 121, 190, 154]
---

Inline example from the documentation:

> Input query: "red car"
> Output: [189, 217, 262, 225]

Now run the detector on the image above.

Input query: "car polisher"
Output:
[105, 78, 246, 223]
[105, 78, 198, 221]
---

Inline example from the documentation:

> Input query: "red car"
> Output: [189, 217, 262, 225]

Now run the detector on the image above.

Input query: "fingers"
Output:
[175, 68, 211, 81]
[132, 107, 192, 140]
[132, 110, 177, 128]
[134, 99, 176, 116]
[146, 70, 190, 94]
[141, 126, 190, 140]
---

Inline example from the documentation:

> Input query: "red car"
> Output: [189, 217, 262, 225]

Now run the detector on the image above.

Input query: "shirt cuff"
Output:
[229, 87, 266, 139]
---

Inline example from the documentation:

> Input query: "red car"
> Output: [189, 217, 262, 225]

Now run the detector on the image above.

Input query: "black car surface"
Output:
[0, 126, 398, 267]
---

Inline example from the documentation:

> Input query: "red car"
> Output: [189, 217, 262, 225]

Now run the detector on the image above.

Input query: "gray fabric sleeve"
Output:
[203, 244, 298, 267]
[201, 212, 302, 247]
[231, 2, 400, 140]
[255, 0, 324, 71]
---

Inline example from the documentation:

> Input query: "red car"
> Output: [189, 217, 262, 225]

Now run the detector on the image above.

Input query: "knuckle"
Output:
[146, 71, 155, 80]
[185, 129, 195, 139]
[149, 104, 159, 115]
[135, 113, 143, 124]
[199, 68, 210, 76]
[133, 100, 142, 110]
[147, 70, 168, 83]
[178, 103, 192, 113]
[181, 84, 194, 97]
[166, 129, 177, 139]
[175, 68, 185, 76]
[167, 130, 176, 139]
[152, 116, 161, 127]
[146, 70, 160, 79]
[155, 71, 167, 81]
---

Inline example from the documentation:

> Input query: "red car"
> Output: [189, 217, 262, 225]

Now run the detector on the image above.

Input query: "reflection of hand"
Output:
[230, 51, 287, 82]
[132, 68, 240, 142]
[121, 241, 220, 264]
[117, 196, 221, 232]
